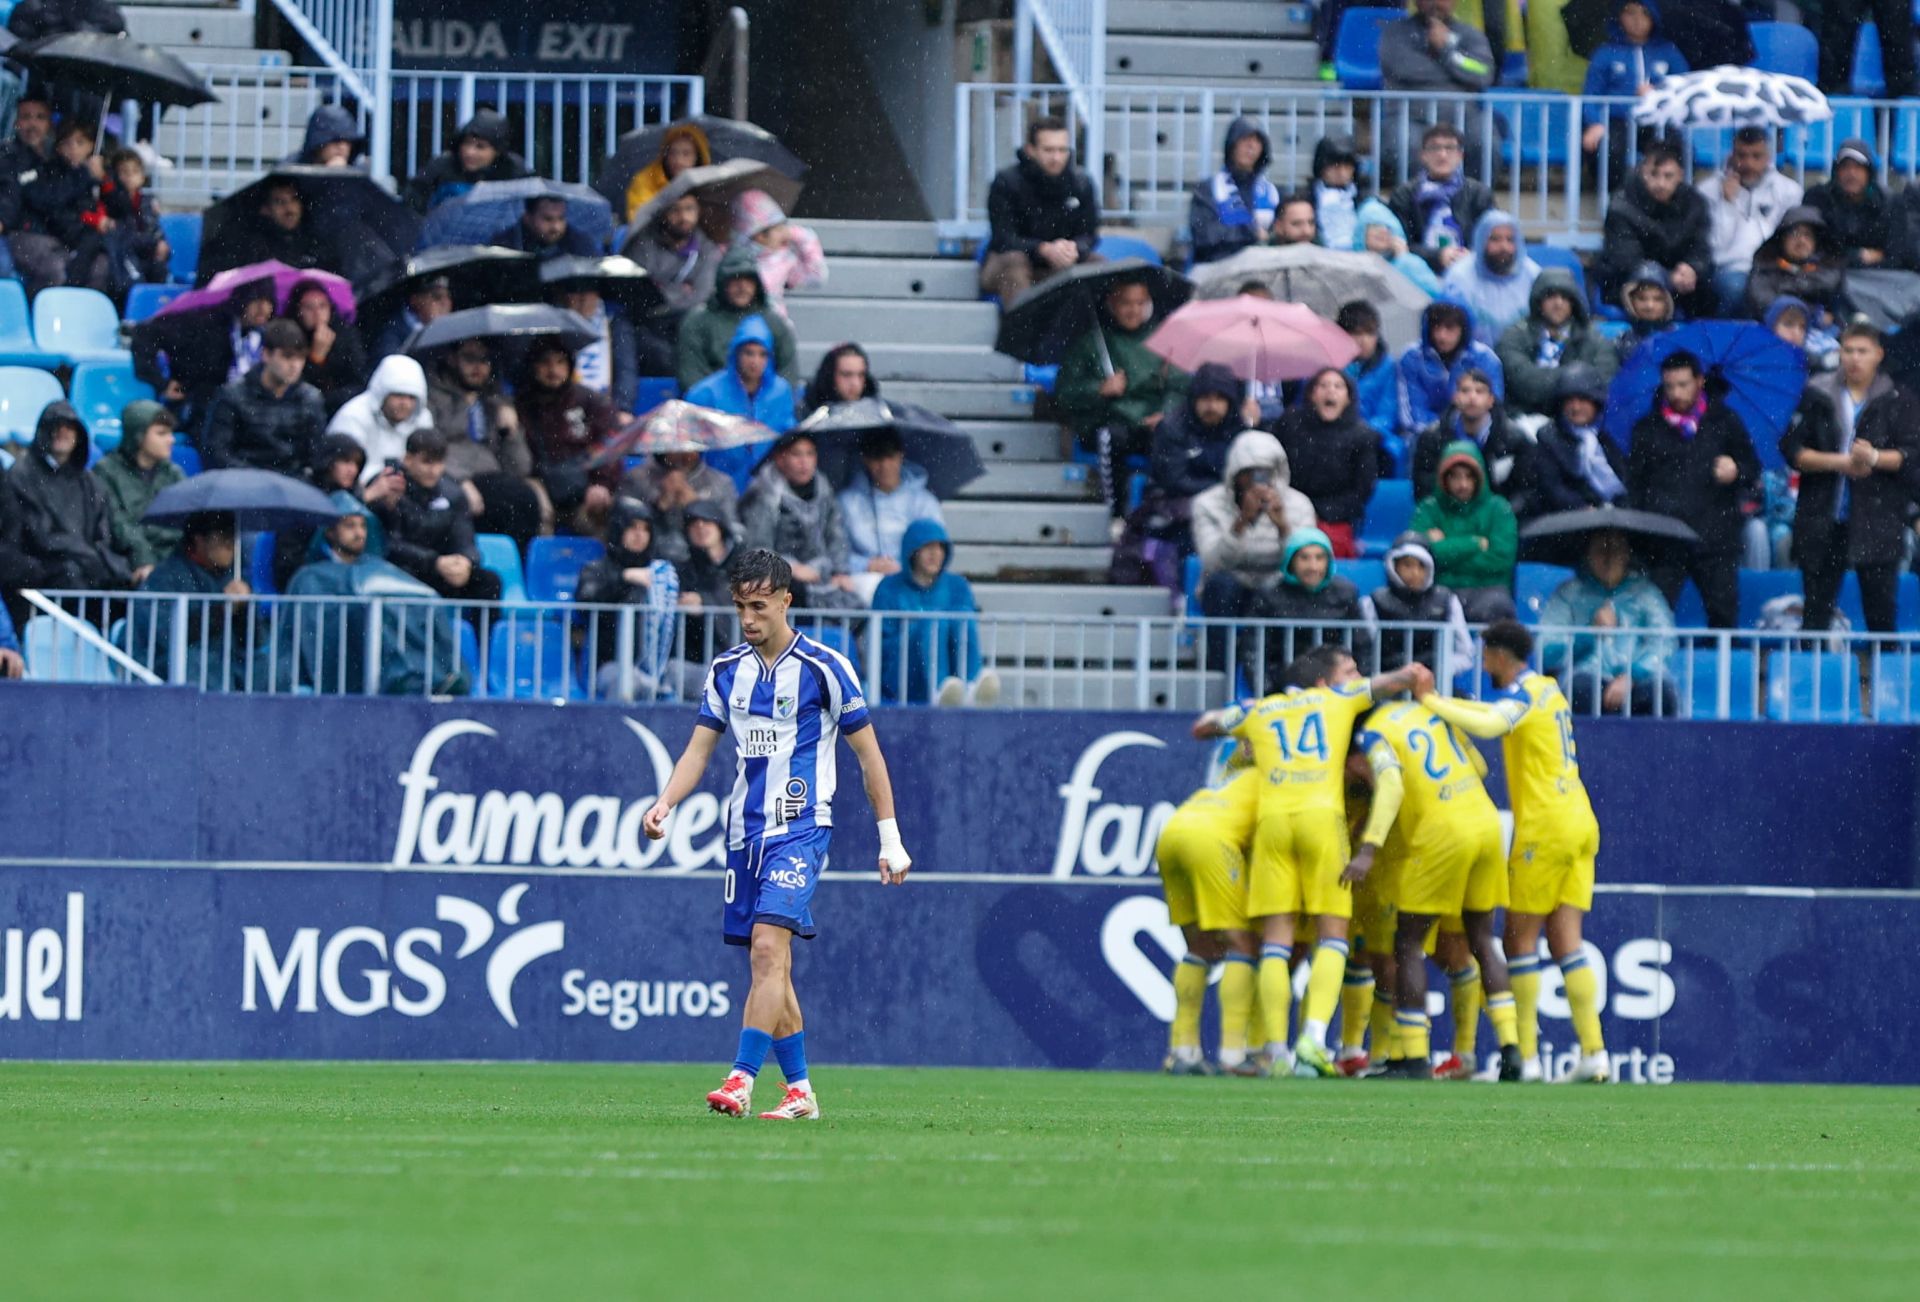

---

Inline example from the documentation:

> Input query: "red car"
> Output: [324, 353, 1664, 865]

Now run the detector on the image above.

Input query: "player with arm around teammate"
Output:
[644, 548, 913, 1119]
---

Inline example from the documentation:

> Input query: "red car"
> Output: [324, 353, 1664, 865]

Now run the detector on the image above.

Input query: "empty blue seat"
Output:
[33, 287, 130, 368]
[0, 366, 67, 443]
[69, 359, 157, 442]
[1738, 568, 1801, 628]
[171, 442, 202, 476]
[1489, 90, 1573, 168]
[486, 614, 583, 700]
[1513, 562, 1573, 625]
[1766, 650, 1861, 722]
[22, 614, 116, 682]
[0, 279, 56, 369]
[249, 530, 278, 595]
[1749, 21, 1819, 81]
[1854, 23, 1887, 98]
[1095, 234, 1162, 266]
[1334, 557, 1386, 595]
[1686, 647, 1758, 722]
[1335, 8, 1403, 91]
[1672, 581, 1707, 629]
[632, 375, 678, 415]
[525, 535, 605, 602]
[123, 283, 186, 323]
[88, 429, 120, 464]
[1868, 652, 1920, 722]
[457, 619, 481, 687]
[1357, 479, 1415, 556]
[475, 532, 527, 602]
[160, 212, 200, 284]
[0, 447, 11, 470]
[1529, 243, 1586, 294]
[1787, 98, 1877, 172]
[1899, 573, 1920, 630]
[1684, 125, 1738, 170]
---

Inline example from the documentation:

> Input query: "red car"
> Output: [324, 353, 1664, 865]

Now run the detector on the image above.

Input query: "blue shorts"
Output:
[724, 825, 831, 946]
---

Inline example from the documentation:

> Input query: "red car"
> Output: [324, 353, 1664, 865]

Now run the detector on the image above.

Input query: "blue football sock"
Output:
[732, 1027, 774, 1078]
[772, 1032, 809, 1084]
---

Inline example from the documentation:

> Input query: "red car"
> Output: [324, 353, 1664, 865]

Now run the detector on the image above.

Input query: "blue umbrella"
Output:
[419, 179, 615, 250]
[1607, 321, 1804, 470]
[143, 469, 341, 530]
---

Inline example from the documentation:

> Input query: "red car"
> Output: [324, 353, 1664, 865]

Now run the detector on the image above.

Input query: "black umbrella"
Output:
[620, 158, 803, 249]
[797, 398, 987, 500]
[208, 166, 420, 285]
[594, 115, 806, 209]
[143, 469, 340, 530]
[404, 304, 598, 357]
[15, 31, 216, 108]
[994, 259, 1194, 368]
[537, 255, 666, 318]
[1519, 507, 1700, 570]
[355, 245, 542, 325]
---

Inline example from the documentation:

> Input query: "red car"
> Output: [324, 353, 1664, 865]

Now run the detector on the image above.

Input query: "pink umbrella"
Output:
[587, 399, 775, 468]
[155, 261, 357, 322]
[1146, 298, 1357, 383]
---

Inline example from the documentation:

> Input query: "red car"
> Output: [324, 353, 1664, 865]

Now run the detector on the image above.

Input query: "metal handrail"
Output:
[19, 590, 161, 683]
[702, 6, 750, 122]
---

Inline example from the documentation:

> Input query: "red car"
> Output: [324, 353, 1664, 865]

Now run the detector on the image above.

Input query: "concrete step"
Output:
[958, 461, 1095, 501]
[877, 380, 1036, 419]
[984, 665, 1226, 711]
[788, 257, 979, 302]
[961, 419, 1063, 462]
[1108, 72, 1325, 92]
[975, 582, 1172, 619]
[785, 297, 999, 347]
[949, 542, 1112, 581]
[798, 340, 1023, 383]
[982, 621, 1189, 667]
[1109, 0, 1315, 38]
[946, 500, 1110, 547]
[123, 8, 258, 48]
[1107, 34, 1322, 84]
[809, 218, 948, 259]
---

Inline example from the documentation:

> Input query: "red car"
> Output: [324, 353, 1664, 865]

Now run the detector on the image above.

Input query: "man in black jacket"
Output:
[403, 109, 530, 215]
[132, 278, 277, 437]
[200, 319, 326, 476]
[1, 401, 129, 591]
[1515, 365, 1628, 522]
[371, 428, 503, 603]
[1385, 123, 1494, 275]
[1782, 324, 1916, 635]
[1805, 140, 1895, 271]
[197, 178, 339, 285]
[1595, 139, 1713, 318]
[488, 196, 598, 261]
[1409, 366, 1525, 501]
[980, 117, 1099, 305]
[1626, 351, 1761, 628]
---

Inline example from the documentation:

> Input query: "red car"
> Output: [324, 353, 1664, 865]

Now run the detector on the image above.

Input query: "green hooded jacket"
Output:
[674, 243, 799, 391]
[1054, 317, 1185, 436]
[1409, 439, 1518, 592]
[93, 399, 186, 570]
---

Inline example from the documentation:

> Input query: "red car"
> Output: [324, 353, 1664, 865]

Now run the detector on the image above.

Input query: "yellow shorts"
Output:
[1248, 807, 1353, 921]
[1353, 850, 1399, 955]
[1509, 817, 1600, 916]
[1155, 822, 1250, 933]
[1397, 810, 1508, 918]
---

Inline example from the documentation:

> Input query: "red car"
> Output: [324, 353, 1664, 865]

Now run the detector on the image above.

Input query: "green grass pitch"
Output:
[2, 1063, 1918, 1301]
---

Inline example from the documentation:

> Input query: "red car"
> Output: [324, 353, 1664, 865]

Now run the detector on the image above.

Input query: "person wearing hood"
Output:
[1361, 531, 1473, 677]
[329, 353, 434, 480]
[1765, 293, 1818, 358]
[267, 432, 396, 592]
[1386, 122, 1495, 275]
[870, 516, 1000, 707]
[804, 342, 878, 414]
[1312, 134, 1361, 253]
[295, 104, 365, 167]
[1700, 127, 1803, 314]
[1616, 261, 1678, 363]
[425, 339, 544, 549]
[839, 426, 944, 603]
[731, 188, 826, 319]
[575, 496, 684, 698]
[367, 427, 502, 603]
[1150, 362, 1244, 504]
[1539, 528, 1679, 717]
[1746, 205, 1848, 329]
[685, 314, 798, 489]
[980, 116, 1099, 304]
[403, 109, 530, 215]
[1782, 322, 1918, 636]
[1273, 368, 1379, 558]
[196, 177, 341, 286]
[1245, 527, 1373, 690]
[94, 400, 184, 584]
[1596, 139, 1713, 317]
[546, 279, 638, 418]
[1579, 2, 1687, 185]
[132, 511, 265, 690]
[676, 242, 800, 391]
[671, 498, 738, 668]
[1398, 300, 1505, 437]
[1626, 350, 1761, 628]
[201, 318, 326, 477]
[487, 195, 598, 261]
[0, 400, 128, 590]
[1821, 1, 1917, 102]
[1409, 440, 1518, 621]
[626, 190, 720, 345]
[133, 277, 277, 431]
[515, 338, 620, 533]
[739, 430, 860, 610]
[1056, 278, 1186, 513]
[1411, 365, 1526, 501]
[289, 280, 369, 417]
[1440, 210, 1539, 347]
[1192, 429, 1316, 618]
[623, 122, 710, 222]
[1516, 364, 1629, 522]
[1805, 140, 1894, 271]
[1353, 197, 1442, 298]
[1188, 117, 1281, 266]
[1495, 267, 1618, 418]
[1338, 302, 1407, 470]
[619, 449, 740, 566]
[371, 273, 454, 359]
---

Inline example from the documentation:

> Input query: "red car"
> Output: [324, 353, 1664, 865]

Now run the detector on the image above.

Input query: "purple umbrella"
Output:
[155, 260, 357, 322]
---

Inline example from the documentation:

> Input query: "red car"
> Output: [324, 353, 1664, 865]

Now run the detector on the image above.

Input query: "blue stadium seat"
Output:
[1738, 568, 1801, 628]
[1766, 650, 1861, 722]
[22, 614, 116, 682]
[486, 614, 584, 700]
[70, 359, 157, 443]
[1898, 573, 1920, 630]
[1183, 551, 1204, 617]
[1500, 50, 1529, 87]
[1095, 234, 1162, 266]
[1749, 22, 1819, 81]
[0, 279, 56, 369]
[1892, 103, 1920, 173]
[0, 447, 11, 470]
[1838, 571, 1866, 630]
[457, 620, 480, 690]
[161, 212, 201, 284]
[1672, 581, 1707, 628]
[525, 536, 605, 602]
[88, 429, 120, 464]
[1357, 479, 1415, 556]
[1684, 125, 1738, 170]
[1686, 647, 1759, 722]
[33, 287, 130, 368]
[1787, 98, 1876, 172]
[249, 530, 278, 595]
[1868, 651, 1920, 722]
[1853, 23, 1887, 98]
[475, 532, 528, 602]
[632, 376, 678, 415]
[1334, 557, 1386, 595]
[1335, 8, 1403, 91]
[1513, 562, 1573, 625]
[171, 442, 202, 476]
[0, 366, 68, 444]
[123, 283, 186, 323]
[1529, 244, 1586, 294]
[1489, 90, 1573, 168]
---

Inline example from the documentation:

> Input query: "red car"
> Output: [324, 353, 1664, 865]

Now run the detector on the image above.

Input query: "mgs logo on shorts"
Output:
[725, 825, 831, 945]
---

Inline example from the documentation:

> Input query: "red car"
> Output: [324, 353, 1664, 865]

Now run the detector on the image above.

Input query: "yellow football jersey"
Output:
[1223, 682, 1375, 814]
[1486, 671, 1595, 838]
[1355, 700, 1500, 836]
[1164, 766, 1261, 851]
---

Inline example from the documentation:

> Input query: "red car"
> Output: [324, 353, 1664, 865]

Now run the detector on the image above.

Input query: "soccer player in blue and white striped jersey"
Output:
[645, 548, 912, 1120]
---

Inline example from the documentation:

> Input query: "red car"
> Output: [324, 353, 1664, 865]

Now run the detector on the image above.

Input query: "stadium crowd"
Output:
[2, 0, 1920, 715]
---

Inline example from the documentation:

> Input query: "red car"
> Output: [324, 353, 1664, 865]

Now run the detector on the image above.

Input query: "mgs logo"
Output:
[241, 884, 564, 1026]
[767, 857, 809, 890]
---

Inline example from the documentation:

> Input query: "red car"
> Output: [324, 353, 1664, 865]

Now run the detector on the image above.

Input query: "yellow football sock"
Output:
[1560, 955, 1607, 1054]
[1340, 964, 1374, 1051]
[1302, 939, 1350, 1039]
[1486, 991, 1519, 1048]
[1395, 1010, 1430, 1063]
[1171, 954, 1209, 1052]
[1448, 963, 1483, 1059]
[1370, 985, 1399, 1058]
[1219, 955, 1256, 1057]
[1258, 944, 1294, 1048]
[1509, 954, 1543, 1062]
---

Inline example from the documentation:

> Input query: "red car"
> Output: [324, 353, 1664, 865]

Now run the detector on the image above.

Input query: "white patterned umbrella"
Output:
[1633, 65, 1832, 131]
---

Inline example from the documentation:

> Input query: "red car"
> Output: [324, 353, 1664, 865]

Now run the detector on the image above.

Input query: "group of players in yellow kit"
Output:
[1158, 621, 1613, 1083]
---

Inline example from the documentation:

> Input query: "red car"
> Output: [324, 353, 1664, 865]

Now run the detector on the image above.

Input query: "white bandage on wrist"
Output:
[877, 817, 912, 871]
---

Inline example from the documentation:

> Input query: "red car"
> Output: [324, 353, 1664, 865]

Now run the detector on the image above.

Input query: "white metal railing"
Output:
[264, 0, 393, 175]
[1015, 0, 1108, 190]
[18, 591, 1920, 724]
[953, 83, 1920, 245]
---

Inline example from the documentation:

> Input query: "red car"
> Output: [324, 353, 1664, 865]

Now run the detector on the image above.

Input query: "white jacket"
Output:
[1699, 167, 1804, 273]
[1190, 430, 1316, 589]
[331, 355, 434, 482]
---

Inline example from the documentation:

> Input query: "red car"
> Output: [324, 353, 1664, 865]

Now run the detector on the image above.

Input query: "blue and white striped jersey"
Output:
[696, 632, 872, 851]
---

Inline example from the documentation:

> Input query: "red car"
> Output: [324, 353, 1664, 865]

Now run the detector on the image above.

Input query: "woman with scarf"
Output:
[1271, 368, 1380, 558]
[1188, 117, 1280, 265]
[1516, 365, 1628, 522]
